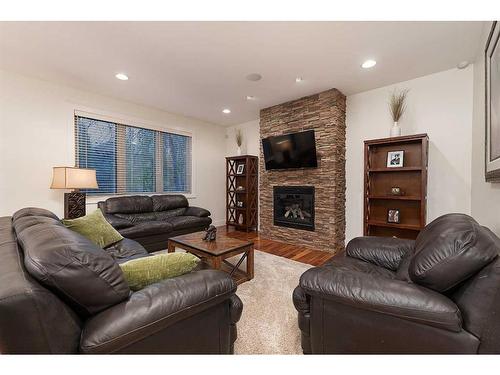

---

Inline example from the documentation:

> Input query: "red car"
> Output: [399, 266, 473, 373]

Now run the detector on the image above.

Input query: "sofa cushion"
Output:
[12, 207, 60, 221]
[409, 214, 499, 292]
[118, 221, 174, 239]
[12, 210, 130, 317]
[119, 252, 200, 291]
[154, 208, 187, 220]
[152, 195, 188, 212]
[115, 212, 158, 223]
[164, 216, 212, 231]
[62, 209, 124, 248]
[104, 238, 149, 263]
[105, 196, 153, 214]
[103, 213, 134, 230]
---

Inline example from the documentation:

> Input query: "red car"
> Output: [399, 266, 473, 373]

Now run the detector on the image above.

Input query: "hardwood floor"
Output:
[219, 226, 334, 266]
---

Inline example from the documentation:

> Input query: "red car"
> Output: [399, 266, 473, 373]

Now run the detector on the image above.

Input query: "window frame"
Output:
[73, 109, 195, 200]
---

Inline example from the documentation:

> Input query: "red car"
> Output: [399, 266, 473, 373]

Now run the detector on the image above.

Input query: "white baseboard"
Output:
[212, 218, 226, 227]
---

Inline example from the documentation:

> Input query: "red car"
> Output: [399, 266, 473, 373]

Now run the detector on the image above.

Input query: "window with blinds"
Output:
[75, 115, 192, 195]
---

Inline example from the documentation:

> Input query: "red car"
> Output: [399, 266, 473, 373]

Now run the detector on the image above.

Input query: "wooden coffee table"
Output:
[168, 231, 254, 285]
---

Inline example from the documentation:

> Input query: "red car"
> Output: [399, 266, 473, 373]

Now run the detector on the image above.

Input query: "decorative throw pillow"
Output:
[119, 252, 200, 291]
[62, 209, 123, 248]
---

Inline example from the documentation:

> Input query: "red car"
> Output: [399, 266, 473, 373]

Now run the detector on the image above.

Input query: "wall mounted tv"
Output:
[262, 130, 318, 170]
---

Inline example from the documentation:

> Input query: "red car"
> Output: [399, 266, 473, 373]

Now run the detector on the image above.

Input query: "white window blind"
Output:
[75, 115, 192, 195]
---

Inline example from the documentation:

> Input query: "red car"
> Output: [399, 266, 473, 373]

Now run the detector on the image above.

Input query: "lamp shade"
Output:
[50, 167, 99, 190]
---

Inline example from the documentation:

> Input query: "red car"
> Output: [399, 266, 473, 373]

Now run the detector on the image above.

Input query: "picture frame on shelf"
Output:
[387, 209, 401, 223]
[236, 164, 245, 174]
[387, 150, 404, 168]
[390, 187, 403, 196]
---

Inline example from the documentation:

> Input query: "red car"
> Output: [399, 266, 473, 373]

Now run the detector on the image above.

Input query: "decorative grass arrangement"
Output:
[389, 89, 409, 122]
[235, 129, 243, 147]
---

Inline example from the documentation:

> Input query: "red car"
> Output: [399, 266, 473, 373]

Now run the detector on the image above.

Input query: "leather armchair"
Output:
[294, 214, 500, 354]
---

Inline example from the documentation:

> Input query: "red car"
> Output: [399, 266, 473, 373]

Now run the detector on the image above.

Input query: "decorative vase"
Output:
[238, 213, 244, 225]
[390, 122, 402, 137]
[236, 146, 242, 156]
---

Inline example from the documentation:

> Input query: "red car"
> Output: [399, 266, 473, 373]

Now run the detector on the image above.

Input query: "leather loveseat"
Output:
[0, 207, 242, 354]
[98, 194, 212, 252]
[293, 213, 500, 354]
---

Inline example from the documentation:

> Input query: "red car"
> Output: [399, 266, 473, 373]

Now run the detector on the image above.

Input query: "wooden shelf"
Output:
[368, 195, 422, 201]
[364, 134, 428, 240]
[368, 167, 422, 173]
[367, 220, 422, 231]
[226, 155, 258, 232]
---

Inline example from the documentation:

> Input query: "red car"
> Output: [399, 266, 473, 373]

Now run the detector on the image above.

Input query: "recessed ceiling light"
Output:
[457, 61, 469, 69]
[115, 73, 129, 80]
[222, 109, 231, 114]
[246, 95, 256, 100]
[246, 73, 262, 82]
[361, 60, 377, 69]
[295, 77, 303, 83]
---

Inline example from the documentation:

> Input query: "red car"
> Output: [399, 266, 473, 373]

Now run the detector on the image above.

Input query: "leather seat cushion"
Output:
[164, 216, 212, 231]
[323, 256, 397, 279]
[152, 195, 188, 212]
[105, 238, 150, 263]
[104, 196, 153, 214]
[409, 213, 499, 292]
[115, 212, 158, 223]
[12, 210, 130, 317]
[154, 208, 187, 220]
[118, 221, 174, 239]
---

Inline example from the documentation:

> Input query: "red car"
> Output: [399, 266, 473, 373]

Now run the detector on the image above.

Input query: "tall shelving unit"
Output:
[226, 155, 258, 232]
[364, 134, 429, 239]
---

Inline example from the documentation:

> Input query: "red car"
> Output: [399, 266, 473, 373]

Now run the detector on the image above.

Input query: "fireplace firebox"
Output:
[273, 186, 315, 231]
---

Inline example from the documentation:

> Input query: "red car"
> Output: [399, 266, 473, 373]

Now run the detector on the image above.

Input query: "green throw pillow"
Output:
[62, 209, 123, 248]
[119, 253, 200, 291]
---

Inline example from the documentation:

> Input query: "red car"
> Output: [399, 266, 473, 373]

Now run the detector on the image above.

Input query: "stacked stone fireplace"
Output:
[259, 88, 346, 253]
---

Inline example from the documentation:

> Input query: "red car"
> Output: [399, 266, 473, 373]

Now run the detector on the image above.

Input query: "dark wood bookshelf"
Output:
[226, 155, 258, 232]
[364, 134, 429, 239]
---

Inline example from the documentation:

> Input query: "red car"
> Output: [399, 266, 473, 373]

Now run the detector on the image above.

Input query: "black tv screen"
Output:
[262, 130, 318, 170]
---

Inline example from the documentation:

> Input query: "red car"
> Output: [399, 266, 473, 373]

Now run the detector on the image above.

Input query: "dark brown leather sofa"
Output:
[294, 213, 500, 354]
[98, 195, 212, 252]
[0, 207, 242, 354]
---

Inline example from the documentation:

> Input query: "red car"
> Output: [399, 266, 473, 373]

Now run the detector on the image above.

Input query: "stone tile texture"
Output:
[259, 88, 346, 253]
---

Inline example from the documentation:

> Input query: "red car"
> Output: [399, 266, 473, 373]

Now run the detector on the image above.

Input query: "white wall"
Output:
[471, 22, 500, 235]
[0, 69, 227, 225]
[345, 68, 474, 242]
[225, 119, 260, 157]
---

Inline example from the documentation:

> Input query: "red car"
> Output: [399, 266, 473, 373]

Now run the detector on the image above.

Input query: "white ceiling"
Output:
[0, 21, 485, 126]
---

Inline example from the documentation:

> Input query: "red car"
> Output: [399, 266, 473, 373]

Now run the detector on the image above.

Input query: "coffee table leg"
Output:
[247, 247, 254, 280]
[167, 241, 176, 253]
[212, 256, 222, 270]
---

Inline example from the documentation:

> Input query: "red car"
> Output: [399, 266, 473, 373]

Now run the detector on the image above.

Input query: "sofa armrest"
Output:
[80, 270, 237, 354]
[299, 265, 462, 332]
[184, 206, 211, 218]
[346, 236, 415, 271]
[103, 213, 134, 230]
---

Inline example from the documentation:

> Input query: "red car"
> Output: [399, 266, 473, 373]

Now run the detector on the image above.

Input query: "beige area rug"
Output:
[232, 250, 312, 354]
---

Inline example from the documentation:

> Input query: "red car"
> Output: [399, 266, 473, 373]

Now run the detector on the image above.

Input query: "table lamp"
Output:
[50, 167, 99, 219]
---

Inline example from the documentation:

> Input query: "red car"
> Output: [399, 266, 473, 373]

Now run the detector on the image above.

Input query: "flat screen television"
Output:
[262, 130, 318, 170]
